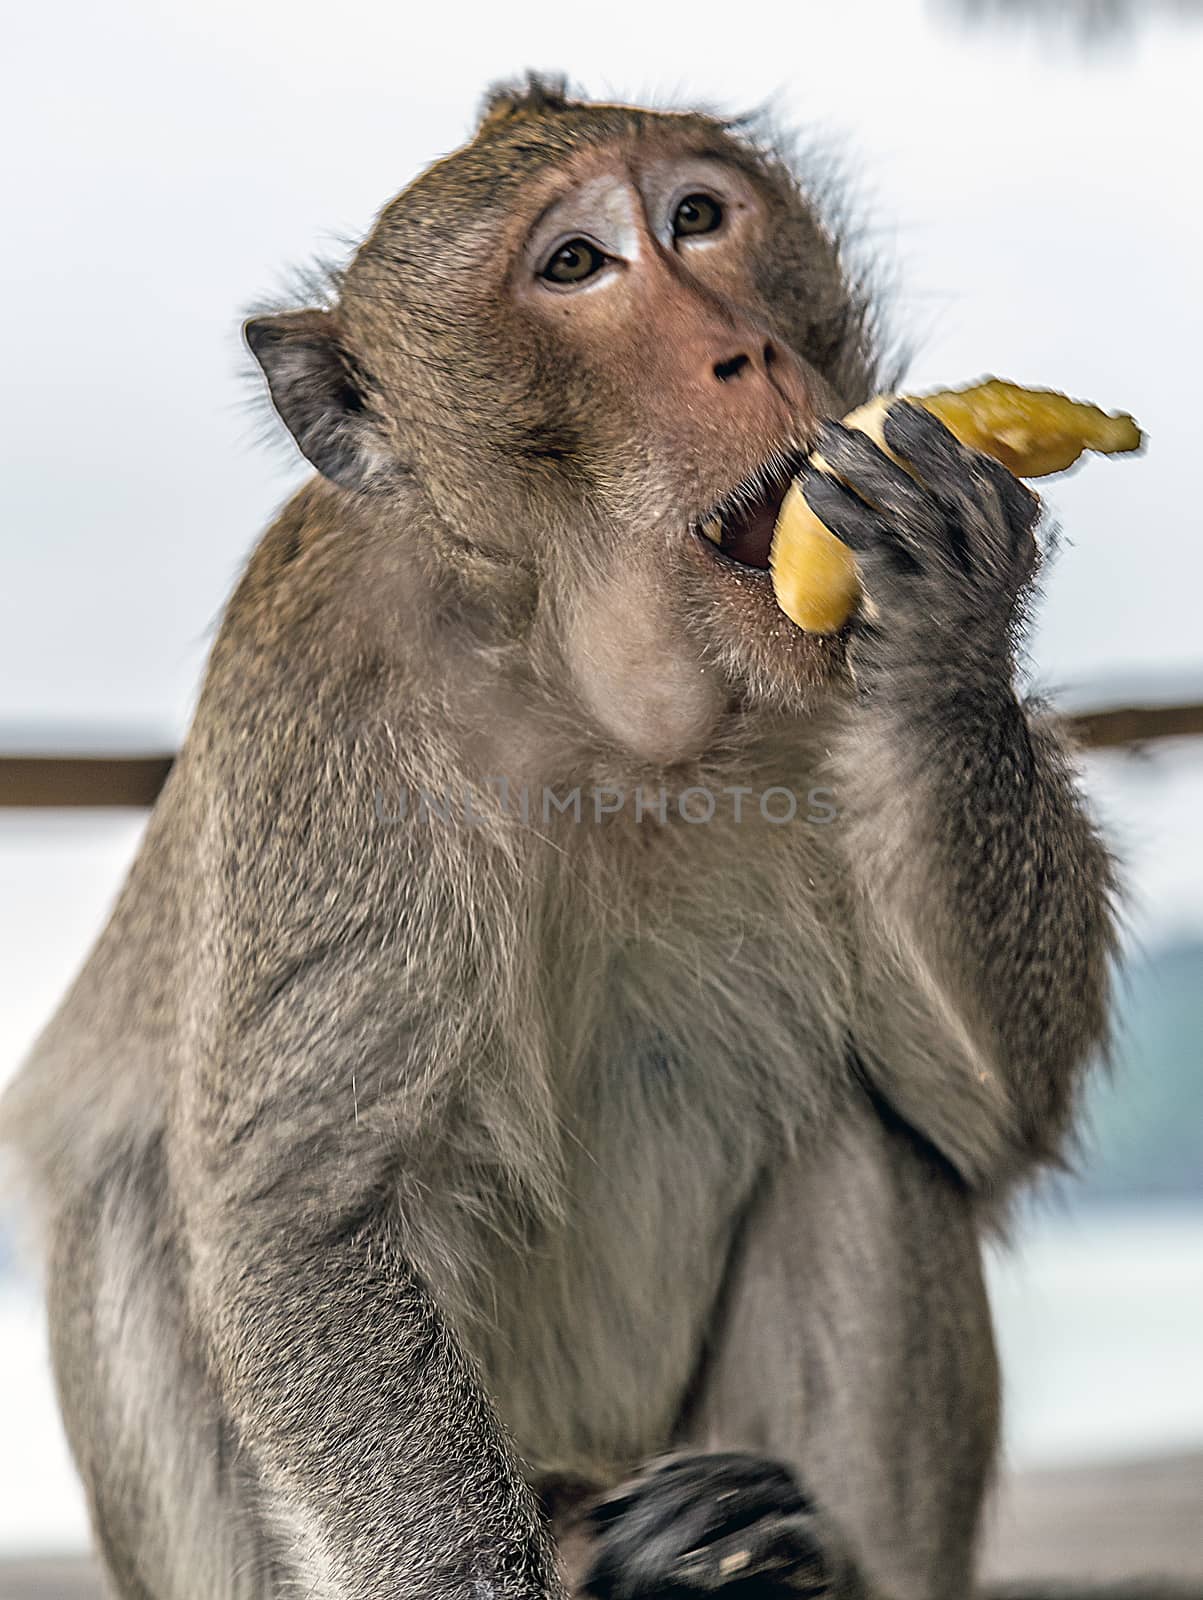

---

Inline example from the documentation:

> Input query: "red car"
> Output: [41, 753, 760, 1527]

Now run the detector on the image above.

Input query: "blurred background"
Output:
[1, 0, 1201, 1589]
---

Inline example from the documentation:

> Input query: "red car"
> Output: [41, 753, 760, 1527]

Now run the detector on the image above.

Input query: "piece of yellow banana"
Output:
[769, 379, 1143, 635]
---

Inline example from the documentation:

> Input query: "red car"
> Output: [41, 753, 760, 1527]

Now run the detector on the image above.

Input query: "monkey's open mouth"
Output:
[693, 453, 805, 571]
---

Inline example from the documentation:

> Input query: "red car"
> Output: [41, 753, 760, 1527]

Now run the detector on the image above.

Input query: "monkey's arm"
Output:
[169, 739, 560, 1600]
[176, 1014, 559, 1600]
[191, 1207, 553, 1600]
[810, 403, 1118, 1192]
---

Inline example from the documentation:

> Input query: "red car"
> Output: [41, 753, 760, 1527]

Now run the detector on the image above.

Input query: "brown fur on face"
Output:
[246, 80, 881, 764]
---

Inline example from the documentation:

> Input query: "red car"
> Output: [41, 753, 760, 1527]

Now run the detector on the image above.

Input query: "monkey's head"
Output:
[247, 77, 884, 762]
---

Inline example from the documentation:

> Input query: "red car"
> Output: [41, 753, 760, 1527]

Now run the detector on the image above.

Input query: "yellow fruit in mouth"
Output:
[768, 487, 864, 637]
[769, 379, 1143, 635]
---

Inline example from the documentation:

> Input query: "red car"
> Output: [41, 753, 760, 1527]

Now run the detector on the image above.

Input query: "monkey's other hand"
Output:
[581, 1452, 855, 1600]
[802, 401, 1041, 695]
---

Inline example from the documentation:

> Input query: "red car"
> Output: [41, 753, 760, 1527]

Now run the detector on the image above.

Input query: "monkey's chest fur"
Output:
[432, 811, 853, 1484]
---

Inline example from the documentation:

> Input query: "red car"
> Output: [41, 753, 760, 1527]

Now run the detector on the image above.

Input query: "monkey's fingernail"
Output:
[701, 516, 723, 545]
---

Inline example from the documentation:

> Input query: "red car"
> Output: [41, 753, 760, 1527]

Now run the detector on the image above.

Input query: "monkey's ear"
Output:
[244, 309, 383, 492]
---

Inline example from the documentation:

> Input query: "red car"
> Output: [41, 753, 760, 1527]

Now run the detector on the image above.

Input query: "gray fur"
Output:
[0, 79, 1115, 1600]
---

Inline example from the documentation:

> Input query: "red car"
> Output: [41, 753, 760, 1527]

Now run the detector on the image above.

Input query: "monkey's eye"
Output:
[673, 193, 724, 239]
[540, 238, 608, 286]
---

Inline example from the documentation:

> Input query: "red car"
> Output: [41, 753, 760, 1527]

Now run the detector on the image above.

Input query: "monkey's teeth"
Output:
[701, 516, 723, 546]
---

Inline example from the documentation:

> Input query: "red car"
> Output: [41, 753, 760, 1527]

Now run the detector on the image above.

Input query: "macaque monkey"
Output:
[0, 75, 1116, 1600]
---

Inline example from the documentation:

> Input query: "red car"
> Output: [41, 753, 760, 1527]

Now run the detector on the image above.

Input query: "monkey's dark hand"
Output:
[581, 1453, 854, 1600]
[802, 401, 1041, 697]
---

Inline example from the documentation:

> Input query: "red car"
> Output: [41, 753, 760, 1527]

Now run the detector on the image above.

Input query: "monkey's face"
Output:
[495, 134, 853, 743]
[249, 101, 875, 760]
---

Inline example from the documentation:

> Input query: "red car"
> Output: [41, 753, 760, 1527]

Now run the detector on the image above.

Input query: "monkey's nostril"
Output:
[763, 342, 777, 368]
[713, 353, 751, 383]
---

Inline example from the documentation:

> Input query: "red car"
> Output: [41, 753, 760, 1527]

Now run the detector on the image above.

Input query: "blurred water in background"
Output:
[1, 0, 1202, 1558]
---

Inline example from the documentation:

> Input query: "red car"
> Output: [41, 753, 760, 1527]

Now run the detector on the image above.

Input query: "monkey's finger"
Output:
[586, 1486, 640, 1530]
[586, 1455, 797, 1548]
[813, 421, 943, 545]
[584, 1454, 706, 1530]
[668, 1515, 832, 1597]
[883, 401, 1038, 560]
[585, 1498, 727, 1600]
[881, 400, 976, 488]
[976, 450, 1041, 542]
[799, 471, 921, 576]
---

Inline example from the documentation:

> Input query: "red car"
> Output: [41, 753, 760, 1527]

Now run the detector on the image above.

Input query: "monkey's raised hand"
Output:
[582, 1453, 856, 1600]
[801, 402, 1042, 692]
[818, 396, 1114, 1191]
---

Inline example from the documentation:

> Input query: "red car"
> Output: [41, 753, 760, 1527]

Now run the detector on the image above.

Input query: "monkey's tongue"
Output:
[719, 497, 778, 570]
